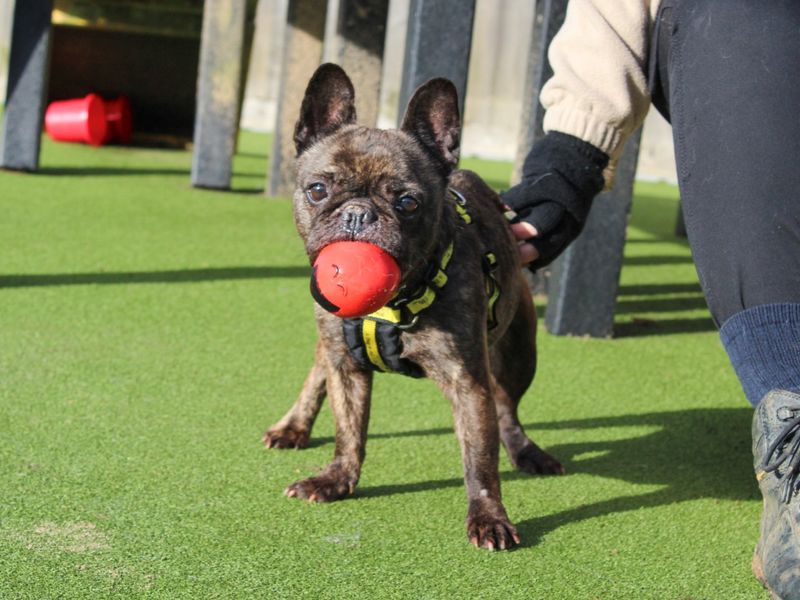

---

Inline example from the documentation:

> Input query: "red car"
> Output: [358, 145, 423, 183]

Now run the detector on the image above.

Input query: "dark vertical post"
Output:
[0, 0, 53, 172]
[511, 0, 567, 184]
[544, 129, 643, 338]
[267, 0, 328, 197]
[328, 0, 389, 128]
[398, 0, 476, 120]
[191, 0, 248, 189]
[510, 0, 567, 295]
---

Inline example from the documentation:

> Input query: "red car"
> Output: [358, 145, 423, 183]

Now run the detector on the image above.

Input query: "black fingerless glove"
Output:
[501, 131, 609, 270]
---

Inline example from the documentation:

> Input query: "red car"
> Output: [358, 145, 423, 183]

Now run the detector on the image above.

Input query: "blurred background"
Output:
[0, 0, 676, 182]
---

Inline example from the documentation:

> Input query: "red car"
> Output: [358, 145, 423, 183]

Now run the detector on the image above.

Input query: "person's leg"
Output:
[653, 1, 800, 597]
[655, 0, 800, 406]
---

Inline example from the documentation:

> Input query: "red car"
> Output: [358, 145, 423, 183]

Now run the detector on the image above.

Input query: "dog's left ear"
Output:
[294, 63, 357, 156]
[400, 78, 461, 173]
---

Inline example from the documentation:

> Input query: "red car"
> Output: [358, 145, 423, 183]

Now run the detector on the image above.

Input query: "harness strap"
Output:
[366, 240, 454, 327]
[343, 317, 425, 378]
[450, 188, 473, 225]
[483, 252, 500, 330]
[343, 187, 502, 376]
[362, 318, 390, 372]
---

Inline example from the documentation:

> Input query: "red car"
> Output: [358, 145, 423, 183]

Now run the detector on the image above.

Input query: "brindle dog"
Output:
[264, 63, 563, 550]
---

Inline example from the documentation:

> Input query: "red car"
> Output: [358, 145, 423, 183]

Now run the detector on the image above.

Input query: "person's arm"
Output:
[504, 0, 657, 269]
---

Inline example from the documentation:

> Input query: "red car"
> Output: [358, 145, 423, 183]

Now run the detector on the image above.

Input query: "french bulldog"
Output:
[264, 63, 563, 550]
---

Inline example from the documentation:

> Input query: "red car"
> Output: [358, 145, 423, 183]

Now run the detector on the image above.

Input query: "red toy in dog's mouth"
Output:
[310, 241, 401, 318]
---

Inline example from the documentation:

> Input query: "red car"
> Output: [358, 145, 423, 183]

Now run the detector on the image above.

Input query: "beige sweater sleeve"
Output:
[540, 0, 661, 186]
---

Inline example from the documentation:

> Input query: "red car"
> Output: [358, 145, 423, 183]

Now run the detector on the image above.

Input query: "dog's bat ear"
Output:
[294, 63, 357, 155]
[400, 78, 461, 173]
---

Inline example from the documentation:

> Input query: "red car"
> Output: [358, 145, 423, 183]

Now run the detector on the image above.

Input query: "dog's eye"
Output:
[306, 182, 328, 204]
[395, 195, 419, 215]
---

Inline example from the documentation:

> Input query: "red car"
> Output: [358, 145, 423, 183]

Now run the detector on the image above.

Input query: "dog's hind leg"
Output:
[263, 340, 327, 449]
[490, 287, 564, 475]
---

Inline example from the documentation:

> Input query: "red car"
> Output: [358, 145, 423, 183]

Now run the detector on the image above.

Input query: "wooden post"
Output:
[327, 0, 389, 128]
[191, 0, 248, 189]
[397, 0, 476, 120]
[0, 0, 53, 172]
[267, 0, 328, 197]
[544, 129, 643, 338]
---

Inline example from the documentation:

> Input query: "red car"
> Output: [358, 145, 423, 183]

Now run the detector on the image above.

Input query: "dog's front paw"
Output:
[285, 467, 357, 502]
[466, 500, 520, 551]
[512, 442, 565, 475]
[263, 426, 310, 449]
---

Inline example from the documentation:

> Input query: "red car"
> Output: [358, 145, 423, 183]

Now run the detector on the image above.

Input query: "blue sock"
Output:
[720, 303, 800, 407]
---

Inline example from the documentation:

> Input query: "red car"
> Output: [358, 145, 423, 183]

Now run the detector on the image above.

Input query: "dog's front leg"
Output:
[284, 345, 372, 502]
[434, 363, 520, 550]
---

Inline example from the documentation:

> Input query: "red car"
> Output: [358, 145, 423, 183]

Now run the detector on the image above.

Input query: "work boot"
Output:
[752, 390, 800, 600]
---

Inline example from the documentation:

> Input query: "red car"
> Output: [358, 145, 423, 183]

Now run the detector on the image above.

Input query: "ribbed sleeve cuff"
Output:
[543, 104, 627, 189]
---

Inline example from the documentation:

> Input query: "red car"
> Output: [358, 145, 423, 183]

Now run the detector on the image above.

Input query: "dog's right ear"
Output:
[400, 78, 461, 174]
[293, 63, 357, 156]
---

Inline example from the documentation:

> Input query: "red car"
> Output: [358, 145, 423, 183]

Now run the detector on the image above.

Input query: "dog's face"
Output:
[292, 64, 461, 279]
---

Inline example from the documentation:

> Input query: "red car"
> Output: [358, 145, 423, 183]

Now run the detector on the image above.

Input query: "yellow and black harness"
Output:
[342, 189, 501, 378]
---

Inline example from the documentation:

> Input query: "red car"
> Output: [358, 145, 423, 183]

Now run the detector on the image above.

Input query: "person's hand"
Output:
[504, 192, 584, 268]
[501, 132, 609, 270]
[510, 220, 539, 265]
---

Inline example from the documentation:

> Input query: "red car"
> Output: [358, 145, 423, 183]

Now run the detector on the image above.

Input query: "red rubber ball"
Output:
[311, 242, 401, 318]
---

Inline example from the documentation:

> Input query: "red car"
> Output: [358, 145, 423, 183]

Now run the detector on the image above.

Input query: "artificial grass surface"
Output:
[0, 131, 766, 599]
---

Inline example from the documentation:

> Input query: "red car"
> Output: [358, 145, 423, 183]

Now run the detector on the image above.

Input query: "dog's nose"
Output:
[341, 204, 377, 235]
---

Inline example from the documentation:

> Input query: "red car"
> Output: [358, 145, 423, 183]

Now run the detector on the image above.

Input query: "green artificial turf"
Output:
[0, 131, 766, 599]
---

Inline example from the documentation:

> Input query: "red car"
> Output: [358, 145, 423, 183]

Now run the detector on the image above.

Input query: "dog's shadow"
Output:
[355, 408, 758, 546]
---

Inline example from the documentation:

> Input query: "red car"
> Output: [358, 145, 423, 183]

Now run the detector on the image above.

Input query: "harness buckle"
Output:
[394, 315, 420, 330]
